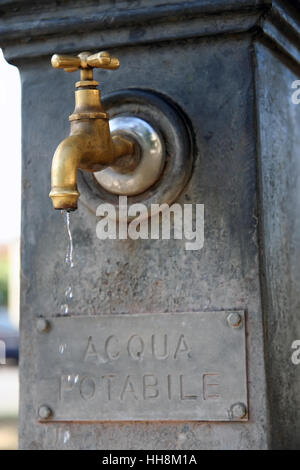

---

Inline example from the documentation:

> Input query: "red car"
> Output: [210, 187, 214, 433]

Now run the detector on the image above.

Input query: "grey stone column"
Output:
[0, 0, 299, 450]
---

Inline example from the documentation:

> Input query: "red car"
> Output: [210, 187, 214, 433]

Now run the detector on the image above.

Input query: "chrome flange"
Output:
[78, 89, 193, 216]
[94, 116, 165, 196]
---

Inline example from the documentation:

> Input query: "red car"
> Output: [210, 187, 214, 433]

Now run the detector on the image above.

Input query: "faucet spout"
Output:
[50, 131, 134, 210]
[49, 135, 87, 211]
[49, 60, 134, 211]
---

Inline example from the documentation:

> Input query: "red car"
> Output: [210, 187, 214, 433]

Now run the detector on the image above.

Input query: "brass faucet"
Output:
[49, 51, 134, 210]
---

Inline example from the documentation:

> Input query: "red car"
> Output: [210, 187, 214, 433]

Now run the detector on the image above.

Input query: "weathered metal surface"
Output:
[255, 42, 300, 450]
[7, 0, 300, 450]
[16, 34, 267, 450]
[18, 35, 268, 449]
[36, 311, 248, 422]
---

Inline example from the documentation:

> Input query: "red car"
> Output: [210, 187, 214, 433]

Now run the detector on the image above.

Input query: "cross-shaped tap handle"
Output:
[51, 51, 120, 73]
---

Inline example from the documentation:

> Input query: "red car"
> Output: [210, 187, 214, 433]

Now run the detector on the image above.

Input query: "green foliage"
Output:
[0, 258, 8, 306]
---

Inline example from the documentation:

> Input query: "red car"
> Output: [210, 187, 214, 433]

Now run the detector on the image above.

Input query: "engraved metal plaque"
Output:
[36, 311, 248, 422]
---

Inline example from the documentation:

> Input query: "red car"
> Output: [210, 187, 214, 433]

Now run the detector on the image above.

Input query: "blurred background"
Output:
[0, 49, 21, 450]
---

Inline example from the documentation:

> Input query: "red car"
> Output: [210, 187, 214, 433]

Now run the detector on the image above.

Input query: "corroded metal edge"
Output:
[0, 1, 299, 67]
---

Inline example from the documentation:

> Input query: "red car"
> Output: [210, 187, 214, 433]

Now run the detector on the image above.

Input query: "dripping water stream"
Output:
[61, 210, 74, 315]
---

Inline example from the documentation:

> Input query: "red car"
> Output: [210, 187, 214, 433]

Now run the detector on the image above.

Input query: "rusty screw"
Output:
[230, 402, 247, 420]
[227, 312, 242, 328]
[38, 405, 52, 420]
[36, 318, 50, 333]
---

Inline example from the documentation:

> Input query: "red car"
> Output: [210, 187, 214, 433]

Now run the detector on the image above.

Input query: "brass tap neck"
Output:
[75, 68, 99, 90]
[80, 68, 93, 81]
[69, 75, 109, 123]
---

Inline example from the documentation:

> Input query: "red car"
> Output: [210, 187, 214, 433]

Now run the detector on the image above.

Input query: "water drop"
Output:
[59, 344, 66, 355]
[64, 211, 74, 268]
[65, 286, 73, 300]
[60, 210, 75, 315]
[63, 430, 70, 444]
[60, 303, 69, 315]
